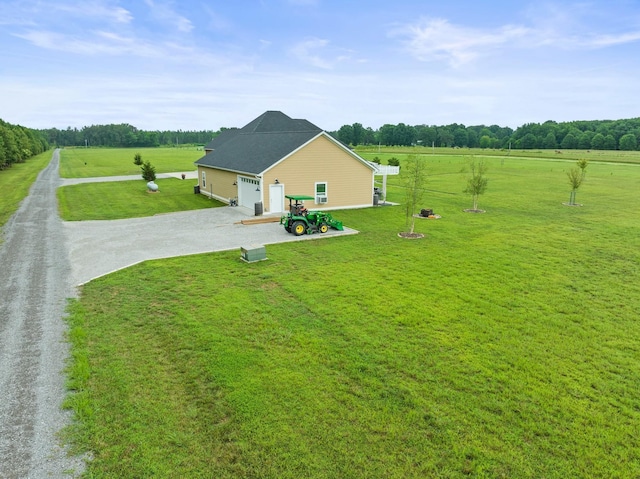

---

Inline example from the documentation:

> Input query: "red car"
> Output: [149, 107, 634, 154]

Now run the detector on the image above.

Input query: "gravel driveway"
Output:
[0, 149, 356, 477]
[0, 149, 84, 478]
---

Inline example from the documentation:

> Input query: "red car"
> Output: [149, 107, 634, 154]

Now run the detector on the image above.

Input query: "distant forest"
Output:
[0, 119, 49, 170]
[40, 124, 217, 148]
[2, 115, 640, 171]
[329, 118, 640, 151]
[40, 118, 640, 152]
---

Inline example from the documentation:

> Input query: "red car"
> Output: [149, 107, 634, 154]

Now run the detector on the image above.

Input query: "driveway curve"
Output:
[0, 149, 356, 477]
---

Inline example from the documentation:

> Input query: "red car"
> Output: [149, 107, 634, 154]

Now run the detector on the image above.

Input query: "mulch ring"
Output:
[398, 232, 425, 239]
[413, 214, 441, 219]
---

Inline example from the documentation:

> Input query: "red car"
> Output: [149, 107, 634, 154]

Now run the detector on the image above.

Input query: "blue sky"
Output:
[1, 0, 639, 131]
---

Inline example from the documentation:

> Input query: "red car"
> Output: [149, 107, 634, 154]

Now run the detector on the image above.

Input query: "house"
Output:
[194, 111, 376, 213]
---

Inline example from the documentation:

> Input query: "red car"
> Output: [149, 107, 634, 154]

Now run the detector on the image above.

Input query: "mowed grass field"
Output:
[57, 147, 223, 220]
[57, 178, 224, 221]
[59, 147, 203, 178]
[64, 150, 640, 478]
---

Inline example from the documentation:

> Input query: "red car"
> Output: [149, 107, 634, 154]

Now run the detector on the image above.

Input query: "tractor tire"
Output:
[319, 222, 329, 233]
[292, 221, 306, 236]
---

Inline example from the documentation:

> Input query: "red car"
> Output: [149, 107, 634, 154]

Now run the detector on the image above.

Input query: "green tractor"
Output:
[280, 195, 344, 236]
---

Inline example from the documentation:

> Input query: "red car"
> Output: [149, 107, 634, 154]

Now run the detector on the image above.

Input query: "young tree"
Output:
[463, 158, 488, 211]
[567, 168, 583, 205]
[577, 158, 588, 177]
[141, 160, 156, 182]
[567, 159, 587, 205]
[133, 153, 143, 165]
[402, 156, 428, 234]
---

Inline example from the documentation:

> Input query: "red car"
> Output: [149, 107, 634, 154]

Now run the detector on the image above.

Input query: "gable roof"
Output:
[196, 111, 326, 175]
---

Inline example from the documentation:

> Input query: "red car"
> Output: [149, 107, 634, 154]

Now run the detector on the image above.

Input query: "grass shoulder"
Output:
[0, 150, 53, 229]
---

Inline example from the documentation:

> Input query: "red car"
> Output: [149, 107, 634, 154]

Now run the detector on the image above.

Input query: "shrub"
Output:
[133, 153, 143, 165]
[141, 161, 156, 182]
[388, 157, 400, 166]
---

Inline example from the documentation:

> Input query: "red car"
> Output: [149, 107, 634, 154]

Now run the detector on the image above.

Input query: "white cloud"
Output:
[290, 38, 332, 69]
[581, 31, 640, 48]
[53, 1, 133, 24]
[390, 17, 530, 67]
[392, 7, 640, 68]
[0, 0, 132, 27]
[14, 29, 160, 56]
[144, 0, 193, 33]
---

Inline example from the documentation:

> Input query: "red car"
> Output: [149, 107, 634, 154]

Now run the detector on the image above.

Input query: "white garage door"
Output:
[238, 177, 261, 209]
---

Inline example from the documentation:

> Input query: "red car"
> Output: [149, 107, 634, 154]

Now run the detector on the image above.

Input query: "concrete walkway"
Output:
[59, 170, 198, 186]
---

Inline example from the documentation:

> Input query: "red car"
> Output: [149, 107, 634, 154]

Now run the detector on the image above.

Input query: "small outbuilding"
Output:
[194, 111, 376, 213]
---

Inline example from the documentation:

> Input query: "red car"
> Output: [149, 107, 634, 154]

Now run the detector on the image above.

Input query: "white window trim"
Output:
[201, 171, 206, 188]
[315, 181, 328, 204]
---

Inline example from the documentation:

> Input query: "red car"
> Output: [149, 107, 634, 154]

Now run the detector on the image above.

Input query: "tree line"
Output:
[0, 119, 50, 170]
[7, 115, 640, 164]
[39, 124, 218, 148]
[331, 118, 640, 151]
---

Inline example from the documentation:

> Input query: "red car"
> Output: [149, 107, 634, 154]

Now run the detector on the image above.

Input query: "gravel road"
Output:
[0, 149, 84, 478]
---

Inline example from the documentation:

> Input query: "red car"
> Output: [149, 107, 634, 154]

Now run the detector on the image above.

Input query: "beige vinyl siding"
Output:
[197, 166, 239, 203]
[264, 135, 373, 211]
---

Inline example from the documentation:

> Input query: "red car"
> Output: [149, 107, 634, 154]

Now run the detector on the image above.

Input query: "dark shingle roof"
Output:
[204, 128, 238, 150]
[196, 111, 323, 174]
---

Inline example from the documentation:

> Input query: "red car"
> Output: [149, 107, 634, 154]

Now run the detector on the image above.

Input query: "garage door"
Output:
[238, 177, 261, 209]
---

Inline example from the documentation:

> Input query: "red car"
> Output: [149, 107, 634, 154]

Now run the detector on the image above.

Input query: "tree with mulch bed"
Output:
[399, 155, 427, 239]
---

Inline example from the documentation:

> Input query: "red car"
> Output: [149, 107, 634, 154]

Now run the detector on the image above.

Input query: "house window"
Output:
[315, 182, 328, 204]
[201, 171, 206, 188]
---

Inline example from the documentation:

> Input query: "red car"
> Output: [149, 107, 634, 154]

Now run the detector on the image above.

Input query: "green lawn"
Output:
[0, 150, 52, 229]
[59, 147, 203, 178]
[357, 146, 640, 165]
[64, 154, 640, 478]
[57, 178, 223, 221]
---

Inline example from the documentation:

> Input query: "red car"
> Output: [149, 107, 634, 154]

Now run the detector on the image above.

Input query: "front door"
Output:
[269, 184, 284, 213]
